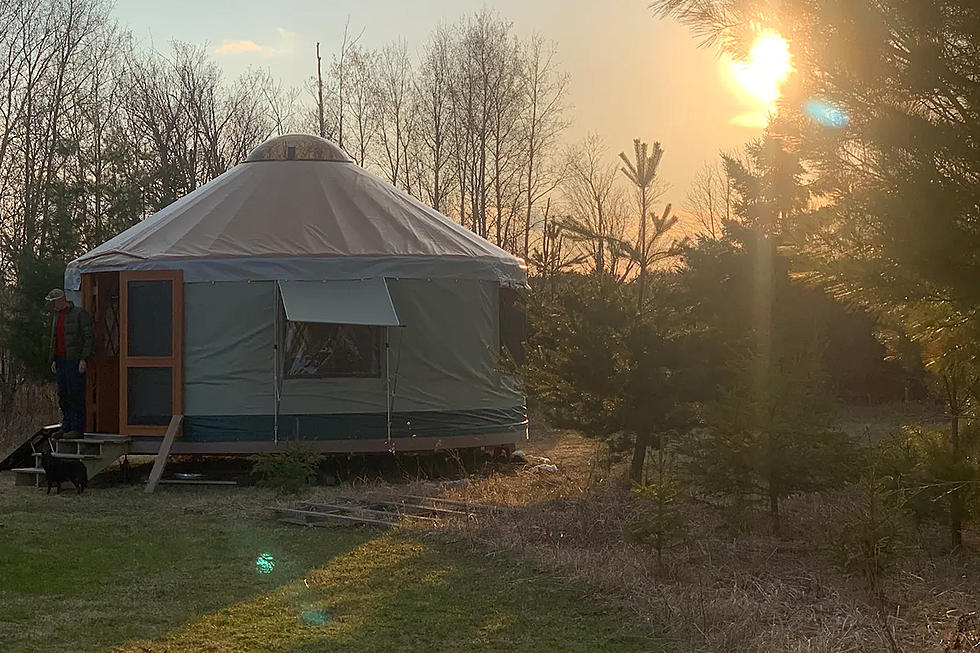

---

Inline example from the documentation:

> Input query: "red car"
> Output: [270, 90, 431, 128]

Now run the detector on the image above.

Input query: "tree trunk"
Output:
[630, 432, 647, 483]
[950, 491, 964, 551]
[637, 186, 648, 314]
[950, 413, 963, 550]
[769, 485, 781, 534]
[316, 43, 325, 138]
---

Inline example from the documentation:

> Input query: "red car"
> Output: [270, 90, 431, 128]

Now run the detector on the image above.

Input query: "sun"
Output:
[727, 31, 793, 114]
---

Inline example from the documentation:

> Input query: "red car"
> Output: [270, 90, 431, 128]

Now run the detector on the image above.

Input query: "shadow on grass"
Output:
[112, 533, 660, 653]
[0, 483, 370, 653]
[1, 477, 663, 653]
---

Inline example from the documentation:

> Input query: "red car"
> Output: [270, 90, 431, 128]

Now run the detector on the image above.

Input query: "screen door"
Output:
[119, 270, 183, 436]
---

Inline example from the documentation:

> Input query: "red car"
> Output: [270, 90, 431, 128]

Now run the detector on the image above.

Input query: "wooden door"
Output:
[119, 270, 183, 436]
[82, 272, 121, 433]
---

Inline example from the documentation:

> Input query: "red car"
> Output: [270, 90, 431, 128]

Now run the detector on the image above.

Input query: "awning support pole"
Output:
[385, 326, 392, 449]
[274, 282, 281, 444]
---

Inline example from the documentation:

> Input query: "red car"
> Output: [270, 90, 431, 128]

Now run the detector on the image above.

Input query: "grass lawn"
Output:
[0, 475, 660, 652]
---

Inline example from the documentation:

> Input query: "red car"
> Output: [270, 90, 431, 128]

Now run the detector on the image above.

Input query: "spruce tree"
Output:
[652, 0, 980, 548]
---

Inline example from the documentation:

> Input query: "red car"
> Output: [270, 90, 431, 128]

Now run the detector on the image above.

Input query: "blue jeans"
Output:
[55, 356, 86, 433]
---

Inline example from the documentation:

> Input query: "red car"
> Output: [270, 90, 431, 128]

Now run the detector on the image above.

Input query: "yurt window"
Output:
[284, 322, 382, 379]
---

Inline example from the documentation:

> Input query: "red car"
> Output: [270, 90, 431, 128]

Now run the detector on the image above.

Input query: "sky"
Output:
[112, 0, 772, 204]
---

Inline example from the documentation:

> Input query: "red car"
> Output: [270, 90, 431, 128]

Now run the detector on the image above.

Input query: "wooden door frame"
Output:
[119, 270, 183, 436]
[81, 273, 96, 430]
[81, 271, 122, 434]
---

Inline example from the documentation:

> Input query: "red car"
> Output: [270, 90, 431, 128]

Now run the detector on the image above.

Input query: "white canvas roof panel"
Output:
[66, 137, 525, 289]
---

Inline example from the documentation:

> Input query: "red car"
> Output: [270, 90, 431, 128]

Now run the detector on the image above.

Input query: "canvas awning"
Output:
[277, 278, 400, 326]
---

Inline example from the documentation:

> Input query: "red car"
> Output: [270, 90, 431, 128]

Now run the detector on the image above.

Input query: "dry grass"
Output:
[0, 383, 57, 462]
[2, 455, 655, 652]
[5, 395, 976, 652]
[356, 426, 980, 653]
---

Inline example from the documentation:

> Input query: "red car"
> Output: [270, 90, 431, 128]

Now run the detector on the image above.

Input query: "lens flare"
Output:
[301, 609, 332, 626]
[730, 32, 793, 107]
[803, 99, 850, 128]
[727, 31, 793, 126]
[256, 552, 276, 574]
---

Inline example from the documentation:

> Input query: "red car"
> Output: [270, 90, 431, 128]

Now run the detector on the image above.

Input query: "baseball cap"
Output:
[44, 288, 65, 308]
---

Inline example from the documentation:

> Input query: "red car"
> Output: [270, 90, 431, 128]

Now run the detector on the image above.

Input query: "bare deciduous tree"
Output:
[519, 34, 568, 260]
[686, 161, 732, 239]
[374, 40, 415, 189]
[414, 26, 454, 212]
[560, 135, 627, 277]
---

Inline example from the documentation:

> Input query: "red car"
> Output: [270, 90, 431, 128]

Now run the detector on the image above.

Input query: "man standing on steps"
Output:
[45, 289, 94, 438]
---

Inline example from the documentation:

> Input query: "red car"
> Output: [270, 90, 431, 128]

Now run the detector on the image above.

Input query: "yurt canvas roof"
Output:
[66, 134, 525, 289]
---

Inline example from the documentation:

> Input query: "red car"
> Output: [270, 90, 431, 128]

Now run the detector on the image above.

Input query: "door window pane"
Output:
[128, 280, 172, 357]
[127, 367, 173, 426]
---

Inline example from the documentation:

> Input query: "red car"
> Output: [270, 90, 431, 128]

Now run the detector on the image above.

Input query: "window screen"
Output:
[127, 280, 172, 357]
[499, 287, 527, 365]
[284, 322, 381, 379]
[127, 367, 173, 425]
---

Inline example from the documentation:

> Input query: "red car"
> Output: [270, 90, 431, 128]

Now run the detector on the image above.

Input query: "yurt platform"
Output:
[125, 429, 526, 456]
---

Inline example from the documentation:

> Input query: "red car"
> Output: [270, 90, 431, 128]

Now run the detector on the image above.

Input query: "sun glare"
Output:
[727, 31, 793, 122]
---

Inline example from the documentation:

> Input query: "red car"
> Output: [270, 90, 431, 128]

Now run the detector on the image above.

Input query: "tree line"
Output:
[0, 1, 640, 416]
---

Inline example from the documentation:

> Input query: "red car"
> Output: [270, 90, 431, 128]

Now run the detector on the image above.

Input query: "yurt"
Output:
[64, 134, 528, 455]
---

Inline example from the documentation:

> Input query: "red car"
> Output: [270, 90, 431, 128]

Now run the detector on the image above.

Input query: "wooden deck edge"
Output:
[126, 429, 526, 455]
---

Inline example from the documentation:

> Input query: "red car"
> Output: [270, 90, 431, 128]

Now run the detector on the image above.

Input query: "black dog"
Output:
[40, 452, 87, 494]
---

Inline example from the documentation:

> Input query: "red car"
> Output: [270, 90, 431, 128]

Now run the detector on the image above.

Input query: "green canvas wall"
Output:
[182, 278, 522, 427]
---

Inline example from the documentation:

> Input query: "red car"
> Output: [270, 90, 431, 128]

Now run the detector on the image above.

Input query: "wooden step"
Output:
[83, 434, 131, 443]
[12, 432, 130, 488]
[57, 438, 114, 445]
[12, 467, 44, 487]
[55, 440, 117, 456]
[50, 452, 102, 460]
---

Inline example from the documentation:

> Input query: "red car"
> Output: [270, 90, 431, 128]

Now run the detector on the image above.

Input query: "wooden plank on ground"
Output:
[338, 495, 471, 516]
[402, 495, 508, 512]
[270, 507, 395, 528]
[299, 501, 439, 523]
[144, 414, 182, 494]
[158, 479, 237, 486]
[360, 497, 471, 516]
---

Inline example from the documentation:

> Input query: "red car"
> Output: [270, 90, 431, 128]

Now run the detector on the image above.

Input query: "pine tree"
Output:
[519, 275, 700, 482]
[652, 0, 980, 544]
